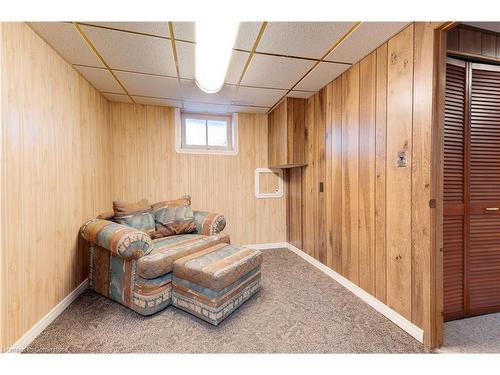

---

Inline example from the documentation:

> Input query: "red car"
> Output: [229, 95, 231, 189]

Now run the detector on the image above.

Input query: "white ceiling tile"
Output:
[326, 22, 409, 63]
[81, 24, 177, 76]
[172, 22, 195, 42]
[28, 22, 104, 67]
[235, 22, 262, 50]
[74, 65, 125, 93]
[233, 87, 286, 107]
[181, 80, 236, 104]
[257, 22, 355, 58]
[176, 41, 195, 79]
[230, 105, 269, 114]
[241, 54, 314, 89]
[103, 93, 133, 103]
[83, 22, 169, 38]
[133, 96, 181, 108]
[114, 71, 180, 99]
[183, 102, 232, 115]
[295, 62, 349, 91]
[288, 90, 314, 99]
[225, 51, 250, 84]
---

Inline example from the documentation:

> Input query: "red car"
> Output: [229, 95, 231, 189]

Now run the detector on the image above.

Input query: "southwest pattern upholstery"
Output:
[114, 211, 156, 235]
[152, 195, 191, 210]
[113, 198, 152, 216]
[88, 244, 172, 315]
[81, 200, 259, 321]
[81, 219, 153, 259]
[172, 243, 262, 325]
[193, 210, 227, 236]
[152, 204, 197, 238]
[137, 233, 231, 279]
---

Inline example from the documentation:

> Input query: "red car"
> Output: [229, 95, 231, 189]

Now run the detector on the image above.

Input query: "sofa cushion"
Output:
[151, 196, 196, 239]
[152, 195, 191, 211]
[136, 233, 230, 279]
[114, 211, 156, 235]
[172, 244, 262, 291]
[113, 198, 151, 217]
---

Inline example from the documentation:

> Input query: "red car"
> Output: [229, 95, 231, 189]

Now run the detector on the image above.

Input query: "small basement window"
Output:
[176, 112, 238, 155]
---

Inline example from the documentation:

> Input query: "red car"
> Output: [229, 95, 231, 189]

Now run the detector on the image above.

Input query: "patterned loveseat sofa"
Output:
[80, 196, 229, 315]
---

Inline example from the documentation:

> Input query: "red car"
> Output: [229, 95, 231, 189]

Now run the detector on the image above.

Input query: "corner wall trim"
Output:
[7, 278, 89, 353]
[247, 242, 424, 343]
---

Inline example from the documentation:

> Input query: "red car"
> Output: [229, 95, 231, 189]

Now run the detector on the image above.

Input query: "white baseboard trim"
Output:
[284, 243, 424, 343]
[244, 242, 289, 250]
[7, 278, 89, 353]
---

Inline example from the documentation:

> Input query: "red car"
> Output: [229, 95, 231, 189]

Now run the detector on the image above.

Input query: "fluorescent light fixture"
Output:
[195, 21, 240, 94]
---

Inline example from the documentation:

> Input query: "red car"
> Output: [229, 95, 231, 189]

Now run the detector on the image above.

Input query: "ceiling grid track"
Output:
[167, 22, 185, 109]
[72, 22, 136, 104]
[267, 21, 362, 113]
[230, 22, 269, 108]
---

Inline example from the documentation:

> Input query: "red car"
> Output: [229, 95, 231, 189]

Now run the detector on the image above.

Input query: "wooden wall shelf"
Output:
[268, 97, 307, 169]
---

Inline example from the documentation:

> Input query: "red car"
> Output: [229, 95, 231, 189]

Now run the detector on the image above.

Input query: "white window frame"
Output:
[175, 109, 238, 155]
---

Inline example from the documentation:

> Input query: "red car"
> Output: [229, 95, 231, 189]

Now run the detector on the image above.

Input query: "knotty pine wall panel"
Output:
[283, 22, 443, 347]
[0, 23, 112, 351]
[109, 103, 286, 245]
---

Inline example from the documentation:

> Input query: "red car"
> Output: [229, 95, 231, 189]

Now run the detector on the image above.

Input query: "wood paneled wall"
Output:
[0, 23, 113, 351]
[286, 22, 444, 347]
[448, 24, 500, 60]
[109, 103, 286, 245]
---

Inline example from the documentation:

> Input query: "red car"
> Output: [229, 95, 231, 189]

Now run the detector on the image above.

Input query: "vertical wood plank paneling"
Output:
[481, 33, 496, 57]
[386, 24, 414, 319]
[284, 22, 443, 347]
[459, 28, 482, 55]
[109, 104, 286, 245]
[325, 83, 334, 268]
[330, 79, 343, 273]
[1, 23, 112, 350]
[358, 52, 377, 294]
[302, 97, 315, 256]
[316, 89, 327, 263]
[286, 167, 303, 249]
[341, 64, 360, 283]
[375, 43, 388, 303]
[412, 22, 436, 329]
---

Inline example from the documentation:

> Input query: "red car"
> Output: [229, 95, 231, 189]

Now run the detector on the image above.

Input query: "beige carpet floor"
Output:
[24, 248, 426, 353]
[438, 313, 500, 353]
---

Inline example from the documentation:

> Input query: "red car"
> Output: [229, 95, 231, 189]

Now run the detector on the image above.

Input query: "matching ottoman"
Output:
[171, 243, 262, 325]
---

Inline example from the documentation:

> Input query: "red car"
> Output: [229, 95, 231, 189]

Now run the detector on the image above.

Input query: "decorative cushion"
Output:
[96, 211, 115, 220]
[136, 233, 230, 279]
[114, 211, 156, 235]
[113, 198, 151, 217]
[151, 195, 196, 239]
[151, 195, 191, 211]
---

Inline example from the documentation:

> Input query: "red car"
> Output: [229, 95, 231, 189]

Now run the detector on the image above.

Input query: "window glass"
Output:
[207, 120, 228, 147]
[185, 118, 207, 146]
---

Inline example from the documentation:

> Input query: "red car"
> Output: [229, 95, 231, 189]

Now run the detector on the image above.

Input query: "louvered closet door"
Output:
[443, 58, 466, 320]
[444, 58, 500, 320]
[468, 62, 500, 316]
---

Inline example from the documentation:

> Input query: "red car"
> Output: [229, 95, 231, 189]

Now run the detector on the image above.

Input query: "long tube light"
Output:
[195, 21, 240, 94]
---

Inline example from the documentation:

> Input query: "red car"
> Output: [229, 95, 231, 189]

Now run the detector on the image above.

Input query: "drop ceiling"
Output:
[29, 21, 409, 114]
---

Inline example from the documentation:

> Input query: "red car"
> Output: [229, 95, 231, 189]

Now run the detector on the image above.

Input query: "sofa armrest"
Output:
[81, 219, 152, 259]
[193, 211, 226, 236]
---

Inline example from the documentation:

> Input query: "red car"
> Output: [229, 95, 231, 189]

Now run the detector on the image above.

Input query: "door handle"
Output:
[485, 207, 499, 211]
